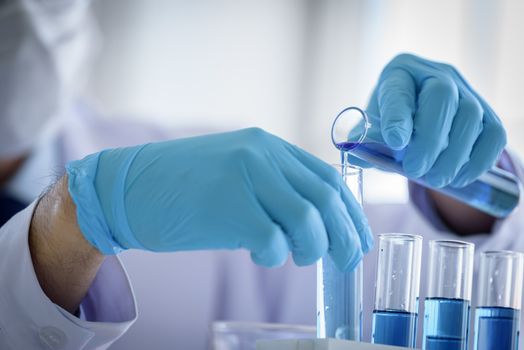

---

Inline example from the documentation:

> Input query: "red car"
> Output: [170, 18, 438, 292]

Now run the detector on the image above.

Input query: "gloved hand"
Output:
[66, 128, 373, 271]
[352, 53, 506, 188]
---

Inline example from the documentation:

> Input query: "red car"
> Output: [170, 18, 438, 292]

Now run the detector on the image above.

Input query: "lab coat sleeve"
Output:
[0, 201, 137, 350]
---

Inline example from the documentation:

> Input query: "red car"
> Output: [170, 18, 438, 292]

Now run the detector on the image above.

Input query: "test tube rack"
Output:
[257, 339, 409, 350]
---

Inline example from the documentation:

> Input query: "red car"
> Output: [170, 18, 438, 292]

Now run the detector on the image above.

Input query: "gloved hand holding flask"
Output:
[364, 53, 507, 188]
[333, 54, 520, 218]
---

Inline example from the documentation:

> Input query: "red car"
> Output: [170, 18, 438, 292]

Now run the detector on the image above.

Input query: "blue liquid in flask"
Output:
[336, 141, 520, 218]
[372, 310, 418, 347]
[423, 298, 470, 350]
[474, 306, 520, 350]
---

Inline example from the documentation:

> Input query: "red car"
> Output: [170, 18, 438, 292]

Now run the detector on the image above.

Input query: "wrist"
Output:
[29, 175, 104, 314]
[427, 189, 496, 235]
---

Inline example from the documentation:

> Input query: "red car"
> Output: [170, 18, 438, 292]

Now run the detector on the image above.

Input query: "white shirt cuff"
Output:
[0, 201, 137, 350]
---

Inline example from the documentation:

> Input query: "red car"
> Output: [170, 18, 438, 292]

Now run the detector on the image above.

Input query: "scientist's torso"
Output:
[5, 105, 524, 349]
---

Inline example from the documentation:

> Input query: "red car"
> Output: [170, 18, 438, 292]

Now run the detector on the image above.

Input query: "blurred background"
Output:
[83, 0, 524, 203]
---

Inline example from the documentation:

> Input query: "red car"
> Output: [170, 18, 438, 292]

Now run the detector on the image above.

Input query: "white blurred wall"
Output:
[84, 0, 524, 203]
[86, 0, 308, 142]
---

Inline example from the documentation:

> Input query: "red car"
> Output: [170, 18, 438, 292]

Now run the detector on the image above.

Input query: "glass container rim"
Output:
[331, 106, 371, 148]
[331, 163, 363, 175]
[211, 321, 316, 333]
[429, 239, 474, 249]
[378, 233, 422, 242]
[481, 250, 524, 258]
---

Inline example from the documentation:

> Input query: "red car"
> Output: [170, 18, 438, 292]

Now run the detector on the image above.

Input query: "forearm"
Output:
[29, 175, 104, 314]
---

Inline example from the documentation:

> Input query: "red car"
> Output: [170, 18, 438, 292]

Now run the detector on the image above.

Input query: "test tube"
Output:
[317, 164, 363, 340]
[372, 233, 422, 348]
[423, 240, 474, 350]
[474, 250, 524, 350]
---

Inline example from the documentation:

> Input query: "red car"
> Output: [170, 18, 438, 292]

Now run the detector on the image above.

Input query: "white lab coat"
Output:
[1, 105, 524, 350]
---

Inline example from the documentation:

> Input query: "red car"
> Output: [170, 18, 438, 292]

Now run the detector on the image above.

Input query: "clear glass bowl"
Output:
[211, 321, 316, 350]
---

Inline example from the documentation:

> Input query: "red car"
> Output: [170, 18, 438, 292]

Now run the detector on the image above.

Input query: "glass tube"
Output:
[372, 233, 422, 348]
[423, 240, 474, 350]
[317, 164, 363, 340]
[331, 106, 521, 218]
[474, 251, 524, 350]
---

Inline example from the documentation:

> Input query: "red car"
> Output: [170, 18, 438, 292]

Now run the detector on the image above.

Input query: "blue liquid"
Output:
[423, 298, 470, 350]
[337, 142, 520, 218]
[372, 310, 418, 347]
[474, 306, 520, 350]
[317, 256, 362, 340]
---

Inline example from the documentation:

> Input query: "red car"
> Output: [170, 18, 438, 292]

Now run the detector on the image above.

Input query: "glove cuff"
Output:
[66, 153, 125, 255]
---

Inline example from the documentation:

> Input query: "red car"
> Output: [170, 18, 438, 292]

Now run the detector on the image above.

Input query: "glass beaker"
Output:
[211, 321, 316, 350]
[317, 164, 363, 341]
[423, 240, 474, 350]
[372, 233, 422, 348]
[331, 106, 521, 218]
[474, 250, 523, 350]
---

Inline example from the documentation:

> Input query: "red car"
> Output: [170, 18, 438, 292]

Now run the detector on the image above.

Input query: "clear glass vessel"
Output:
[423, 240, 474, 350]
[317, 164, 363, 341]
[372, 233, 422, 348]
[211, 321, 315, 350]
[474, 250, 523, 350]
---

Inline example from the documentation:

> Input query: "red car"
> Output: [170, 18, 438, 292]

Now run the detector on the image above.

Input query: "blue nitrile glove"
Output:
[351, 53, 507, 188]
[66, 128, 373, 271]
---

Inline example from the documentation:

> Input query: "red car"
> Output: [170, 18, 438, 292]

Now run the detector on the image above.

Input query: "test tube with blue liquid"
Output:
[372, 233, 422, 348]
[317, 164, 363, 341]
[331, 106, 521, 218]
[474, 250, 523, 350]
[423, 240, 474, 350]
